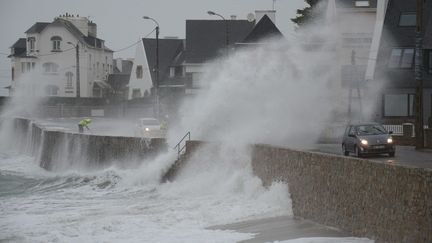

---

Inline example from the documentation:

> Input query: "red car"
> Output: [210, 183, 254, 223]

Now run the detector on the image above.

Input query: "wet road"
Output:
[311, 143, 432, 169]
[36, 117, 156, 137]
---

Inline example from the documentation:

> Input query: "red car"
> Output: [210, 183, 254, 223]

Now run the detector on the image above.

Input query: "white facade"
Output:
[10, 15, 113, 97]
[127, 40, 153, 99]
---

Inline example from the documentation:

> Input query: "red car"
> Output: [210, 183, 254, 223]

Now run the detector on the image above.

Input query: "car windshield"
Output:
[356, 124, 387, 135]
[140, 119, 159, 126]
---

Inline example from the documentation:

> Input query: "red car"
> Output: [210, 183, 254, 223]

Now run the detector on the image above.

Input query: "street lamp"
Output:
[143, 16, 160, 119]
[67, 41, 80, 98]
[207, 11, 229, 49]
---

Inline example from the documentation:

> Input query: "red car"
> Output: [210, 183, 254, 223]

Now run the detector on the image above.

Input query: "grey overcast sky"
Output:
[0, 0, 306, 95]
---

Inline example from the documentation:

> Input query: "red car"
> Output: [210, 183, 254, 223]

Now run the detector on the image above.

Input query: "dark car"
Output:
[342, 123, 395, 157]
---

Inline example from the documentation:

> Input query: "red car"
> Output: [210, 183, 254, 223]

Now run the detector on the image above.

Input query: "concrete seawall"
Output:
[10, 118, 166, 171]
[177, 141, 432, 243]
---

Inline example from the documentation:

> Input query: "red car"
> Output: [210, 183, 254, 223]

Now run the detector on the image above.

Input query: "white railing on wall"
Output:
[383, 125, 403, 135]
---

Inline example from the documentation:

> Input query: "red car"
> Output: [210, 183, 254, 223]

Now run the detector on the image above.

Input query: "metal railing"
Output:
[173, 131, 190, 160]
[383, 125, 403, 135]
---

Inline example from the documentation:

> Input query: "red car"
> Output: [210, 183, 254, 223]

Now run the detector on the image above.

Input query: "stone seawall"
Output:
[11, 118, 166, 171]
[178, 141, 432, 243]
[251, 144, 432, 243]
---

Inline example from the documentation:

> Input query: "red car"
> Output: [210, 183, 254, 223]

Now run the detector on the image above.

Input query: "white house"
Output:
[128, 38, 153, 99]
[9, 13, 113, 97]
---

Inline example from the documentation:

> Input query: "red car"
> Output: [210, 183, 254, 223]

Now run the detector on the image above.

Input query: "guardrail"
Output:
[383, 125, 403, 135]
[173, 131, 190, 160]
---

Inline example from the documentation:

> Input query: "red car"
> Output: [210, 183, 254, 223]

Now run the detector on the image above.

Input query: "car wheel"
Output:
[389, 152, 395, 157]
[342, 144, 349, 156]
[355, 146, 363, 158]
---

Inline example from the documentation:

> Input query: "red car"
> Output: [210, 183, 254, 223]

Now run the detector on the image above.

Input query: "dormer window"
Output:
[51, 36, 62, 51]
[27, 37, 35, 52]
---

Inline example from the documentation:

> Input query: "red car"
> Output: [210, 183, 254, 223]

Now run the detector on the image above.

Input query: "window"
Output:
[42, 62, 59, 73]
[384, 94, 415, 117]
[20, 62, 35, 73]
[51, 36, 62, 51]
[348, 126, 356, 136]
[132, 89, 142, 98]
[399, 12, 416, 27]
[89, 54, 92, 70]
[27, 37, 35, 51]
[136, 65, 143, 79]
[170, 67, 175, 77]
[45, 85, 59, 96]
[175, 66, 183, 77]
[388, 48, 414, 68]
[429, 51, 432, 73]
[65, 72, 74, 89]
[355, 1, 369, 7]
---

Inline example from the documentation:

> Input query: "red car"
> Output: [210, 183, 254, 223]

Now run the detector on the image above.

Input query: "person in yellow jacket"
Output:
[78, 118, 92, 133]
[160, 119, 168, 131]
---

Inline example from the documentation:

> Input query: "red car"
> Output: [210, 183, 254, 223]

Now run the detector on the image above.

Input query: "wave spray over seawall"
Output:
[1, 14, 377, 243]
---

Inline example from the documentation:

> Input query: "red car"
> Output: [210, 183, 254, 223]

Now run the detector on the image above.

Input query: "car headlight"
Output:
[387, 138, 393, 144]
[145, 127, 150, 132]
[360, 139, 368, 145]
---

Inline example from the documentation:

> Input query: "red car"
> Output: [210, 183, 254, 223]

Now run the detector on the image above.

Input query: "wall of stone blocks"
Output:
[173, 141, 432, 242]
[251, 144, 432, 243]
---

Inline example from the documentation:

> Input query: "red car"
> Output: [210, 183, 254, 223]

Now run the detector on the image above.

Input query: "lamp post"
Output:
[414, 0, 424, 149]
[207, 11, 229, 51]
[67, 42, 80, 98]
[143, 16, 160, 119]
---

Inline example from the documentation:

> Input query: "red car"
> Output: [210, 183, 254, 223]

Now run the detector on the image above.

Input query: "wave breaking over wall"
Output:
[1, 118, 167, 171]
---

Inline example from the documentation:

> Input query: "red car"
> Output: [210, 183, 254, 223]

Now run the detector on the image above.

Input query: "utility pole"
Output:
[415, 0, 424, 149]
[68, 42, 80, 98]
[143, 16, 160, 119]
[75, 44, 80, 98]
[348, 50, 362, 121]
[155, 24, 159, 119]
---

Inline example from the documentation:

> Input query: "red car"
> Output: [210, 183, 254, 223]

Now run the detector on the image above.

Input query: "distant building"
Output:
[373, 0, 432, 125]
[126, 11, 283, 119]
[240, 13, 284, 44]
[107, 58, 133, 101]
[183, 17, 254, 94]
[8, 13, 113, 97]
[128, 38, 184, 100]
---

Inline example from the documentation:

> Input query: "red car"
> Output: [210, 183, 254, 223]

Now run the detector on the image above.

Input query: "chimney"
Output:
[59, 14, 90, 36]
[88, 21, 97, 37]
[255, 10, 276, 24]
[230, 15, 237, 20]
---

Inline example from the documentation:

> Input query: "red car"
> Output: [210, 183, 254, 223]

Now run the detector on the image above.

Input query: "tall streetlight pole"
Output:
[414, 0, 424, 149]
[143, 16, 160, 119]
[67, 42, 80, 98]
[207, 11, 229, 52]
